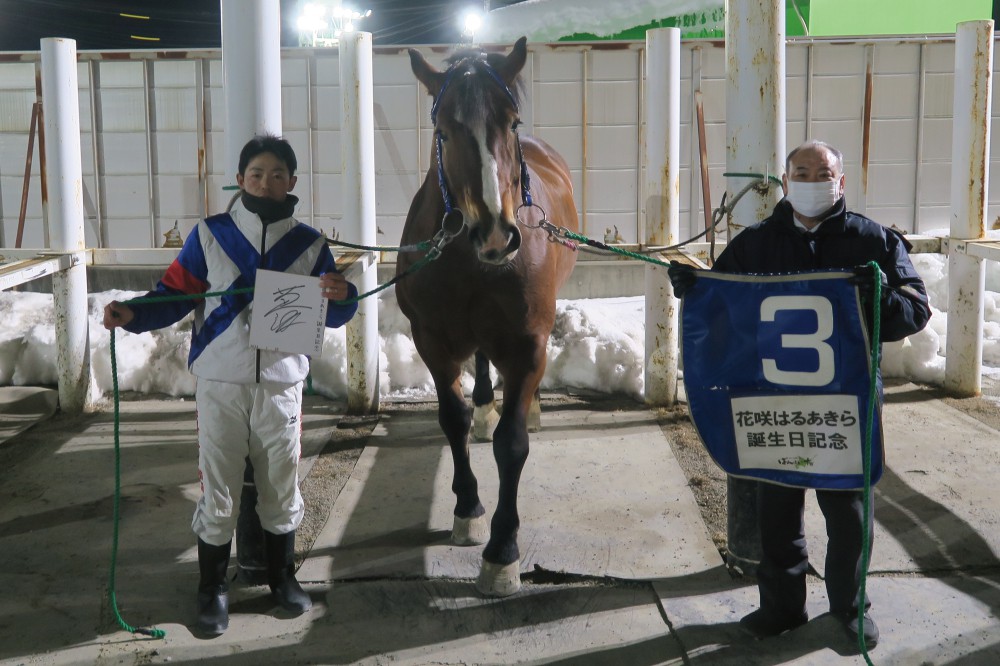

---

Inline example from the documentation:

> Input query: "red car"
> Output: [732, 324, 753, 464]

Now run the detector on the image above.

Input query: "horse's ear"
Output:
[496, 36, 528, 86]
[408, 48, 445, 97]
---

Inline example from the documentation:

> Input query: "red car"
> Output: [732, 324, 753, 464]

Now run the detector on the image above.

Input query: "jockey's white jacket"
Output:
[124, 198, 358, 385]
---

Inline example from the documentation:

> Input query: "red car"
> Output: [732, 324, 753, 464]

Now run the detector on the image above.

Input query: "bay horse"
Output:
[396, 37, 579, 596]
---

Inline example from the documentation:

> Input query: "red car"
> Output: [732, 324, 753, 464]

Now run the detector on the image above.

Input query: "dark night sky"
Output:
[0, 1, 525, 52]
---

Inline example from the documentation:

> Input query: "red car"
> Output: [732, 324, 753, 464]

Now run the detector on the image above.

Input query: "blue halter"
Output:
[430, 57, 533, 215]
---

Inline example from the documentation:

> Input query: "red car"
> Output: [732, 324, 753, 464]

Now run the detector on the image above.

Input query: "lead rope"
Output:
[108, 328, 166, 639]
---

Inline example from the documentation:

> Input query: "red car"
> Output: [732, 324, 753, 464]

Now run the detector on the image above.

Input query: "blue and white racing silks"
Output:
[124, 199, 358, 385]
[681, 270, 882, 490]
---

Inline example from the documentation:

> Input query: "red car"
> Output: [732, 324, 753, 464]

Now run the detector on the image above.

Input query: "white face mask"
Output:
[785, 179, 842, 218]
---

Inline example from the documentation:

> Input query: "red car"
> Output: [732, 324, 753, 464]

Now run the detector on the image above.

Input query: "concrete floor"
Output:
[0, 383, 998, 665]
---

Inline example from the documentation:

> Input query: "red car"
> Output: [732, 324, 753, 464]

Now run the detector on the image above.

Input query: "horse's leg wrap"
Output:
[476, 559, 521, 597]
[472, 400, 500, 442]
[527, 394, 542, 433]
[452, 514, 490, 546]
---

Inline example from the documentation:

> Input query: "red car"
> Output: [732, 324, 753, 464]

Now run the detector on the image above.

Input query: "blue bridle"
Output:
[430, 56, 533, 215]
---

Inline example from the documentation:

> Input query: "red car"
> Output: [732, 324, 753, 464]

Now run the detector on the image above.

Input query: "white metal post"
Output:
[340, 32, 379, 414]
[219, 0, 283, 586]
[643, 28, 681, 407]
[41, 37, 93, 413]
[945, 20, 993, 397]
[221, 0, 283, 185]
[724, 0, 786, 575]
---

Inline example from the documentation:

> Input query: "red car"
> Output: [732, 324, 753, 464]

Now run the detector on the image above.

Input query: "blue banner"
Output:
[681, 270, 882, 490]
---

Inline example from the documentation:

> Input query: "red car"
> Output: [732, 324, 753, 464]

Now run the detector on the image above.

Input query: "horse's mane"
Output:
[439, 48, 526, 125]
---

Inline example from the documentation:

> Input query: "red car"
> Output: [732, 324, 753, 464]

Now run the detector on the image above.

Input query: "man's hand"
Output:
[667, 261, 698, 298]
[320, 272, 350, 302]
[849, 264, 889, 304]
[103, 301, 135, 330]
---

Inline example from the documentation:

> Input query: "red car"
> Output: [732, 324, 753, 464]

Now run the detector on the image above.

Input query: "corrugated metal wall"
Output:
[0, 37, 996, 250]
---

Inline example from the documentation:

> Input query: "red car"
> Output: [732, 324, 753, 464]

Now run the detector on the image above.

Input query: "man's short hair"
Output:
[786, 140, 844, 174]
[238, 134, 298, 176]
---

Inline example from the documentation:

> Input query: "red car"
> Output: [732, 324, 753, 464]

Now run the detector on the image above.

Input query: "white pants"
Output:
[192, 378, 304, 546]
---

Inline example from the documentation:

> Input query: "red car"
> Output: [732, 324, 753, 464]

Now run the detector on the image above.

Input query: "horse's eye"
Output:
[511, 119, 521, 132]
[437, 129, 448, 142]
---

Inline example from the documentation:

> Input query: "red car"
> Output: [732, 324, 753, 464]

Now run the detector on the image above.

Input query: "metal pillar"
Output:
[724, 0, 786, 575]
[643, 28, 681, 407]
[945, 20, 993, 397]
[41, 38, 92, 413]
[220, 0, 283, 584]
[221, 0, 282, 183]
[340, 31, 380, 415]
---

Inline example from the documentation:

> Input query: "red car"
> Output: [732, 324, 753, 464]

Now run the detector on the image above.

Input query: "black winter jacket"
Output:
[713, 198, 931, 342]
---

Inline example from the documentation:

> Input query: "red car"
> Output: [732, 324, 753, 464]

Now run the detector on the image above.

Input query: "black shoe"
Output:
[195, 586, 229, 636]
[843, 611, 879, 649]
[195, 538, 232, 636]
[264, 530, 313, 615]
[739, 609, 808, 638]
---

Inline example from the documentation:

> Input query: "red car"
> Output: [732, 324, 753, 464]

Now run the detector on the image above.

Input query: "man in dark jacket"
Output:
[669, 140, 931, 649]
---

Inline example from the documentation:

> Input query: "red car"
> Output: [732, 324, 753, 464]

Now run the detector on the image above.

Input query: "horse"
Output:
[395, 37, 579, 596]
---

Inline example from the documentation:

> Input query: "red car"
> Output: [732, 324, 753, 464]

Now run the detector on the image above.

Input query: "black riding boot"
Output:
[196, 538, 231, 636]
[264, 530, 312, 614]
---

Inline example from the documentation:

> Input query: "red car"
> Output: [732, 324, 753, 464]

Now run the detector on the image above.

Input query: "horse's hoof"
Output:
[452, 514, 489, 545]
[475, 559, 521, 597]
[472, 401, 500, 441]
[527, 397, 542, 433]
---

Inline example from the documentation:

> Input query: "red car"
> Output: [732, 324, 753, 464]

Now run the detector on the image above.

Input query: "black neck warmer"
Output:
[240, 191, 298, 224]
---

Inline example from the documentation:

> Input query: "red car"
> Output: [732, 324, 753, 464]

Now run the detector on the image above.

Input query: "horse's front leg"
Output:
[476, 346, 545, 597]
[434, 368, 489, 546]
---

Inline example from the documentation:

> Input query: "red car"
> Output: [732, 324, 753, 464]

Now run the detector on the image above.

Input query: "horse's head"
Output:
[409, 37, 529, 266]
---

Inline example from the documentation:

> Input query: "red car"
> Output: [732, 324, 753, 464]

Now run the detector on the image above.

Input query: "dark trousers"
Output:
[755, 482, 873, 619]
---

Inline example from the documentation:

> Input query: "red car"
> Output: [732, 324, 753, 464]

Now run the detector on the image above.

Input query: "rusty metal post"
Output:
[724, 0, 786, 576]
[945, 20, 993, 397]
[643, 27, 681, 407]
[340, 31, 380, 415]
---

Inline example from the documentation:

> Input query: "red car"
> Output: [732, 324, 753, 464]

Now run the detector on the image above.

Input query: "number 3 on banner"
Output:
[760, 295, 835, 387]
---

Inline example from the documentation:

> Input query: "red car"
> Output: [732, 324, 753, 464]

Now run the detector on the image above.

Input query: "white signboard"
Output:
[731, 394, 863, 476]
[249, 269, 327, 356]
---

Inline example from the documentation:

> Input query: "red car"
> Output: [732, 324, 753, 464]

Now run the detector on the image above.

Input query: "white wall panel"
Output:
[101, 132, 148, 175]
[155, 176, 201, 218]
[586, 125, 638, 169]
[868, 163, 917, 206]
[870, 118, 919, 162]
[589, 50, 638, 80]
[533, 82, 584, 125]
[282, 86, 310, 129]
[1, 38, 997, 250]
[311, 130, 342, 172]
[374, 85, 418, 128]
[102, 175, 150, 217]
[375, 128, 417, 174]
[152, 61, 197, 87]
[154, 132, 199, 173]
[923, 73, 955, 117]
[587, 80, 638, 125]
[99, 88, 146, 134]
[533, 51, 584, 81]
[872, 74, 920, 117]
[313, 86, 342, 130]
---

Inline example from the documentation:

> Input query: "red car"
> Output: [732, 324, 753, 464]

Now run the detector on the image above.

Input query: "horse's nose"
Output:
[471, 222, 521, 264]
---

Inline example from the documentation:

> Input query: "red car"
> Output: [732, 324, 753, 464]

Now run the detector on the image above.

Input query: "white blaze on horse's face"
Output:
[453, 74, 520, 266]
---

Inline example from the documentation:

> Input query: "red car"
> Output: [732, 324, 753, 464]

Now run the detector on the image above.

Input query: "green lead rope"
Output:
[859, 260, 882, 665]
[108, 330, 165, 639]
